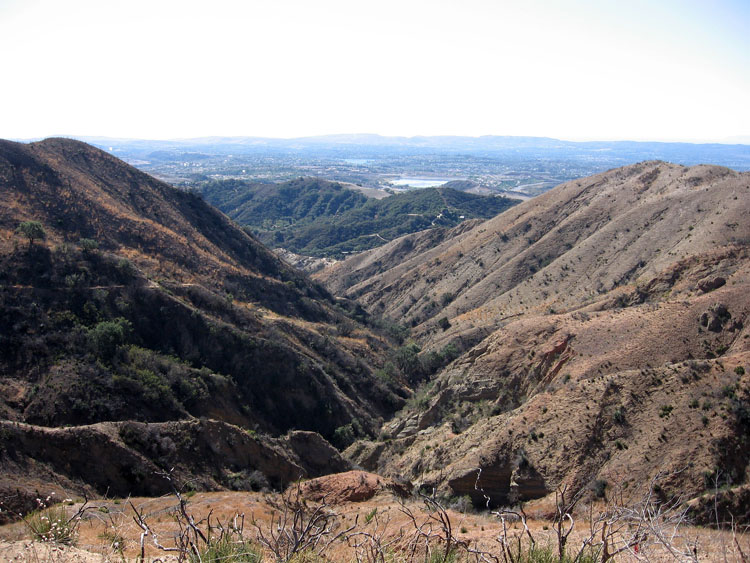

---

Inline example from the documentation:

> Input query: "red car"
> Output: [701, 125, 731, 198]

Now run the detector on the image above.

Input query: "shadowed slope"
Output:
[0, 138, 407, 510]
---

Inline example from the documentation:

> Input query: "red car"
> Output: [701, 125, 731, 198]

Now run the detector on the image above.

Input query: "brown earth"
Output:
[320, 161, 750, 510]
[318, 162, 750, 350]
[1, 487, 748, 561]
[297, 470, 410, 504]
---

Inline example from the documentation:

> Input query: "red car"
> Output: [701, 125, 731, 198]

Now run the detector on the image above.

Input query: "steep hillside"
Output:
[0, 138, 406, 512]
[320, 162, 749, 347]
[325, 162, 750, 510]
[200, 177, 368, 234]
[201, 177, 518, 257]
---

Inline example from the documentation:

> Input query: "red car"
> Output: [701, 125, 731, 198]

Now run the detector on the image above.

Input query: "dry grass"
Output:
[2, 491, 748, 561]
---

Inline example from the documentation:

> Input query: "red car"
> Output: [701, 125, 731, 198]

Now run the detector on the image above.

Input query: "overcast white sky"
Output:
[1, 0, 748, 142]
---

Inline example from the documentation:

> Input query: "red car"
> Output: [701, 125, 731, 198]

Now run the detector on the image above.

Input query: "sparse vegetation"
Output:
[591, 479, 608, 499]
[189, 535, 263, 563]
[24, 505, 77, 545]
[612, 406, 625, 424]
[659, 404, 674, 418]
[78, 237, 100, 252]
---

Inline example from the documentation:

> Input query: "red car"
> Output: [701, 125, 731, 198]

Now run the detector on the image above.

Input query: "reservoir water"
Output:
[390, 177, 451, 188]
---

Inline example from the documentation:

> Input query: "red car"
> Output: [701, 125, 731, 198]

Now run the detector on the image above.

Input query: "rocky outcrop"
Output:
[284, 430, 352, 477]
[697, 276, 726, 293]
[296, 470, 410, 504]
[0, 419, 351, 521]
[447, 454, 549, 508]
[700, 303, 733, 333]
[688, 484, 750, 526]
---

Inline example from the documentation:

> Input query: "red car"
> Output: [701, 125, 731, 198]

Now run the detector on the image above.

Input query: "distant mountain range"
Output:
[60, 134, 750, 170]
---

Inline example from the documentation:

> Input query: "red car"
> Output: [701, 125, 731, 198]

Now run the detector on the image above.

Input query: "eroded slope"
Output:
[333, 162, 750, 508]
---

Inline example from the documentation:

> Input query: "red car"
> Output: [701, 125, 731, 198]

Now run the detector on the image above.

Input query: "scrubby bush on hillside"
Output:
[16, 220, 46, 246]
[88, 318, 132, 361]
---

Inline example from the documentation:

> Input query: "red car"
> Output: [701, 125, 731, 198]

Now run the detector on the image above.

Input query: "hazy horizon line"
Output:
[8, 133, 750, 146]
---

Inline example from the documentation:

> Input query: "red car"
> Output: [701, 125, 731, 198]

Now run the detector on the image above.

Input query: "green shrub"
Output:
[286, 550, 326, 563]
[333, 423, 357, 449]
[383, 322, 410, 344]
[189, 536, 262, 562]
[24, 505, 77, 545]
[117, 257, 137, 277]
[591, 479, 608, 499]
[735, 366, 746, 375]
[78, 238, 99, 252]
[659, 404, 674, 418]
[16, 220, 46, 246]
[88, 318, 132, 361]
[612, 406, 625, 424]
[394, 342, 423, 381]
[364, 507, 377, 523]
[98, 529, 125, 554]
[426, 548, 457, 563]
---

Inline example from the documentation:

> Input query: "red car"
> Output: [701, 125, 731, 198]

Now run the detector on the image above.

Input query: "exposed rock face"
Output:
[447, 459, 548, 508]
[688, 484, 750, 526]
[0, 419, 350, 523]
[284, 430, 352, 477]
[274, 248, 338, 274]
[296, 470, 410, 504]
[343, 441, 388, 472]
[700, 303, 733, 332]
[697, 276, 726, 293]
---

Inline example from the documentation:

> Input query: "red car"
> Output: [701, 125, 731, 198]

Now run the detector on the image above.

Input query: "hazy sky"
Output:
[1, 0, 748, 142]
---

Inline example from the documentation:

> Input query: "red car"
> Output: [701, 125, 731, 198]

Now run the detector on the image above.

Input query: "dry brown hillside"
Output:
[320, 162, 750, 516]
[318, 162, 749, 351]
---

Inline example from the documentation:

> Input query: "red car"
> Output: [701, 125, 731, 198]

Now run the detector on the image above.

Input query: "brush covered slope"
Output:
[0, 138, 406, 516]
[324, 161, 750, 514]
[201, 177, 518, 257]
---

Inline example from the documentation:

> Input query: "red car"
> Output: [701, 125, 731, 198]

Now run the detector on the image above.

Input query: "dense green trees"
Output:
[201, 178, 518, 257]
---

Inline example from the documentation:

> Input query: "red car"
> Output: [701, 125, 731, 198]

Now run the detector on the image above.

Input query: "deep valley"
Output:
[1, 138, 749, 561]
